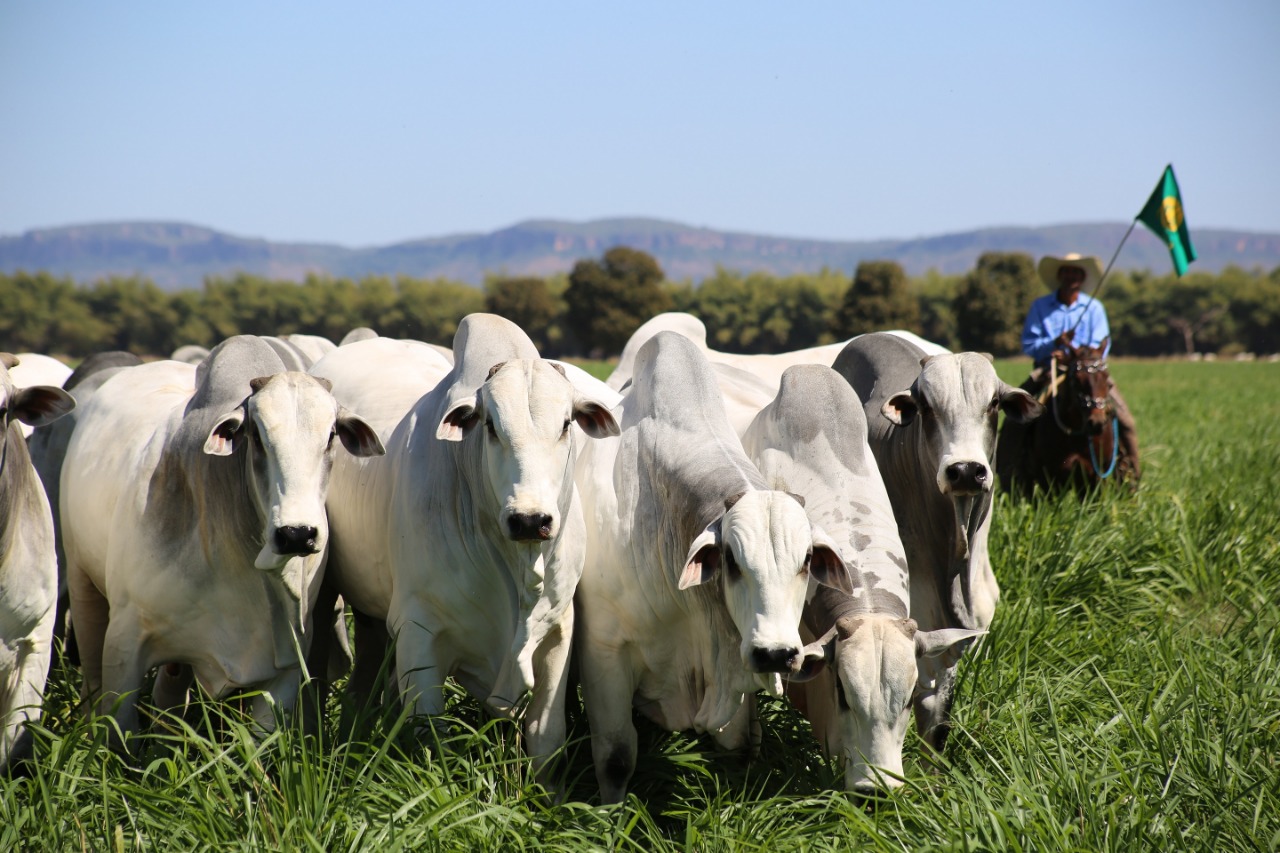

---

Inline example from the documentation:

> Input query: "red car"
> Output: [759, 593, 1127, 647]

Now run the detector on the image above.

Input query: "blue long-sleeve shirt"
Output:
[1021, 291, 1111, 366]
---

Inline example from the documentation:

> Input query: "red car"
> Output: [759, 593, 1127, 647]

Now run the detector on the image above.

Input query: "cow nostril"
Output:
[751, 646, 800, 673]
[274, 525, 319, 555]
[508, 512, 554, 541]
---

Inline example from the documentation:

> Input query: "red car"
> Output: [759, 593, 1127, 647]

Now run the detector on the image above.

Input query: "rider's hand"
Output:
[1055, 330, 1075, 347]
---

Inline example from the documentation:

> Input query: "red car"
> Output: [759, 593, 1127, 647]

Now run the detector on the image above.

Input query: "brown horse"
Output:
[996, 342, 1138, 497]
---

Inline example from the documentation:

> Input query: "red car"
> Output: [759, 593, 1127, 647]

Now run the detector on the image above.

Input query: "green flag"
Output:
[1136, 164, 1196, 276]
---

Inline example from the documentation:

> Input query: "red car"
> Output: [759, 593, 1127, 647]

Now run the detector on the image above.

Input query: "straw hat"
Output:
[1038, 253, 1103, 291]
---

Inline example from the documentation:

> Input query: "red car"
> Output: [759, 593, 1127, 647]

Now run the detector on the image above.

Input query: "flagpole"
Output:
[1068, 218, 1137, 336]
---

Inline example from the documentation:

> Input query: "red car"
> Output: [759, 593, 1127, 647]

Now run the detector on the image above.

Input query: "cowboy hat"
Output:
[1038, 253, 1103, 291]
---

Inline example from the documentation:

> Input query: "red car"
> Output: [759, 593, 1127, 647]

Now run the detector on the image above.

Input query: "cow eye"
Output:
[562, 418, 572, 436]
[485, 419, 497, 439]
[802, 551, 812, 574]
[328, 427, 338, 446]
[251, 424, 265, 449]
[724, 548, 741, 581]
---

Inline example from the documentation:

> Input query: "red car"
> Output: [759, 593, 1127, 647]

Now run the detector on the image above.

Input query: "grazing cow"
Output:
[741, 365, 981, 792]
[27, 352, 144, 654]
[61, 336, 383, 739]
[314, 316, 619, 781]
[831, 333, 1042, 751]
[0, 354, 75, 768]
[575, 332, 853, 803]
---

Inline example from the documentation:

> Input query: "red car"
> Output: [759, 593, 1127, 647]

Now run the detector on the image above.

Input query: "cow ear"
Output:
[0, 353, 18, 370]
[1000, 386, 1044, 423]
[436, 396, 480, 441]
[882, 392, 918, 426]
[808, 526, 854, 594]
[679, 524, 721, 589]
[573, 398, 620, 438]
[788, 636, 836, 682]
[10, 385, 76, 428]
[204, 407, 246, 456]
[915, 627, 985, 662]
[335, 408, 385, 457]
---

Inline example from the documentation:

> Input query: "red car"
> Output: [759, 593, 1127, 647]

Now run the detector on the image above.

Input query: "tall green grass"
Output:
[4, 360, 1277, 850]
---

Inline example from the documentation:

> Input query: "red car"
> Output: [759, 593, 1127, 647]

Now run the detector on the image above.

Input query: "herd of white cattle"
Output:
[0, 311, 1045, 801]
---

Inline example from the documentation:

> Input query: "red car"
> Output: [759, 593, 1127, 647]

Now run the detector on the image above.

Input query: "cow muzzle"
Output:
[749, 645, 803, 674]
[506, 511, 556, 542]
[942, 460, 990, 495]
[273, 525, 320, 556]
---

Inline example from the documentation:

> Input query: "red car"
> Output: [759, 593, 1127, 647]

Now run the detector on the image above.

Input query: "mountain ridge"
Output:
[3, 218, 1277, 290]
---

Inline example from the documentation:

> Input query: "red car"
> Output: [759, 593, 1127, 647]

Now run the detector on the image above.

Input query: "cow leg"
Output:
[151, 663, 194, 714]
[522, 610, 573, 795]
[249, 669, 303, 736]
[914, 657, 958, 755]
[300, 582, 341, 735]
[1, 604, 56, 769]
[346, 609, 394, 724]
[98, 609, 150, 744]
[66, 563, 109, 716]
[391, 600, 449, 740]
[711, 692, 761, 757]
[578, 641, 637, 805]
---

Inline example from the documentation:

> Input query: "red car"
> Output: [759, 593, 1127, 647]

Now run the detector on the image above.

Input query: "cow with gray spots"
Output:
[742, 364, 982, 791]
[831, 333, 1041, 752]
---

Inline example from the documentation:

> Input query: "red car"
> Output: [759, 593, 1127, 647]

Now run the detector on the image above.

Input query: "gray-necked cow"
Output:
[574, 332, 853, 803]
[314, 315, 618, 781]
[831, 332, 1042, 752]
[0, 354, 75, 768]
[61, 336, 383, 739]
[741, 364, 981, 792]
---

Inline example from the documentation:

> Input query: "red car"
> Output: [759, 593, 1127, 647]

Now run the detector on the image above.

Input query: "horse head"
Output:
[1061, 340, 1111, 436]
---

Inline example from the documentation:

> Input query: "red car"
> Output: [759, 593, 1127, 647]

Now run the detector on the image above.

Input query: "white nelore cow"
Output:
[61, 336, 383, 738]
[831, 332, 1041, 752]
[313, 315, 618, 779]
[606, 312, 949, 394]
[0, 354, 75, 769]
[574, 332, 853, 803]
[740, 365, 981, 792]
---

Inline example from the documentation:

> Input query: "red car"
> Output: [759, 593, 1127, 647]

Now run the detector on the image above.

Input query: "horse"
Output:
[996, 342, 1139, 497]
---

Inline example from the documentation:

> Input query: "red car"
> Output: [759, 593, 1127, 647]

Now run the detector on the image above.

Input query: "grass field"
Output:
[3, 359, 1278, 851]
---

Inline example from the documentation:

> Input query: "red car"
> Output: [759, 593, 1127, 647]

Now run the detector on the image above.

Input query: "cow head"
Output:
[680, 490, 854, 684]
[436, 359, 618, 543]
[203, 372, 384, 570]
[0, 353, 76, 435]
[811, 615, 984, 793]
[882, 353, 1042, 497]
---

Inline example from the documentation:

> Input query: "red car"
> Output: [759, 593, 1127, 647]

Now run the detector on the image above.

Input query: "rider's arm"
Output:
[1021, 299, 1059, 364]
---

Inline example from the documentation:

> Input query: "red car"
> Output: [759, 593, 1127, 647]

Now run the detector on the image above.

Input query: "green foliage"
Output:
[563, 247, 672, 357]
[4, 362, 1277, 850]
[831, 260, 919, 339]
[484, 276, 560, 354]
[953, 252, 1039, 355]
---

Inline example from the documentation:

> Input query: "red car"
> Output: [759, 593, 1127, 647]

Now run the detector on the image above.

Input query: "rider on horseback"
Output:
[1019, 253, 1141, 481]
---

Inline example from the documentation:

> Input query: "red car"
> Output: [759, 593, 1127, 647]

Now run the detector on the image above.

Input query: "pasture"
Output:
[3, 358, 1277, 851]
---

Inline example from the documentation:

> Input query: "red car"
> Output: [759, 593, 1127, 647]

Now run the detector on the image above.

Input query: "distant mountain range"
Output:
[3, 218, 1278, 291]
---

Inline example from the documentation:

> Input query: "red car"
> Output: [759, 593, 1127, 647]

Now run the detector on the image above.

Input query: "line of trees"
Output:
[3, 248, 1278, 360]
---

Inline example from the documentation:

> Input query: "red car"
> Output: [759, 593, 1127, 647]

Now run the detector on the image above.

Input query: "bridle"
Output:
[1048, 350, 1120, 479]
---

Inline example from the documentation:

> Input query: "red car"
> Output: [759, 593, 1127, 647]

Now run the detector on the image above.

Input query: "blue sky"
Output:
[3, 1, 1277, 247]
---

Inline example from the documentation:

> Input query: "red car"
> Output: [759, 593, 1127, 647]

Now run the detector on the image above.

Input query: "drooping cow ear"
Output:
[808, 525, 854, 594]
[679, 523, 721, 590]
[436, 395, 480, 442]
[914, 627, 985, 664]
[573, 398, 620, 438]
[10, 385, 76, 428]
[335, 407, 385, 457]
[204, 407, 246, 456]
[788, 636, 836, 683]
[1000, 386, 1044, 423]
[882, 391, 918, 426]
